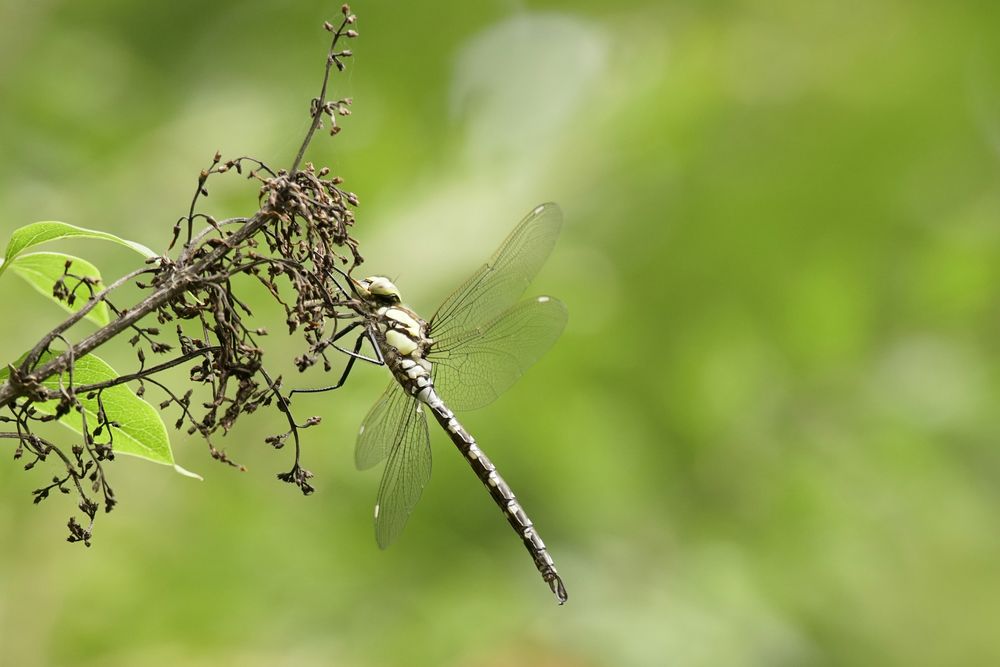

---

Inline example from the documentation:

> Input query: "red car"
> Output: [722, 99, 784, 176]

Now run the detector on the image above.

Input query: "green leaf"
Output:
[7, 252, 111, 326]
[0, 220, 156, 276]
[0, 352, 199, 478]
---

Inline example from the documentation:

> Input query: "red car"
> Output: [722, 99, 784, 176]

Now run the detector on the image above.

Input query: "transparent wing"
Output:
[431, 296, 568, 412]
[356, 381, 412, 470]
[373, 399, 431, 549]
[356, 381, 432, 548]
[429, 203, 562, 344]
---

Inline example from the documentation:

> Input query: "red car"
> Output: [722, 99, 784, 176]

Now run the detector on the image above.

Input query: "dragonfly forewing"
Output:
[429, 203, 562, 344]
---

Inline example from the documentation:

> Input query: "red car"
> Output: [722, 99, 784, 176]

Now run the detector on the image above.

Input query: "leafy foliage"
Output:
[0, 352, 174, 465]
[0, 220, 155, 269]
[5, 252, 111, 325]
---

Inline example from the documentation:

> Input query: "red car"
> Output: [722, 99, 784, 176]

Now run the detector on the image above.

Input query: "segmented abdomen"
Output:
[418, 386, 568, 604]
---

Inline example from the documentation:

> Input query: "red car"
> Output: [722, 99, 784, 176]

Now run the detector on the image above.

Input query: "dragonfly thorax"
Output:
[378, 305, 429, 356]
[373, 302, 435, 398]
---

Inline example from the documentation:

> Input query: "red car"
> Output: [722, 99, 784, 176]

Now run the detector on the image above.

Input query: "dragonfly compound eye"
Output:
[363, 276, 401, 302]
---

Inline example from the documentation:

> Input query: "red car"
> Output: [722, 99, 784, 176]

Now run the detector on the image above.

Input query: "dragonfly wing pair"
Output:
[356, 383, 431, 548]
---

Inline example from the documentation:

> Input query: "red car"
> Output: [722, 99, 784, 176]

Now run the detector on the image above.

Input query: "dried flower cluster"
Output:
[0, 5, 366, 544]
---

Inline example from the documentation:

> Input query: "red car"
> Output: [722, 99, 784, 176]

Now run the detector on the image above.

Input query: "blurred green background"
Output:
[3, 1, 1000, 665]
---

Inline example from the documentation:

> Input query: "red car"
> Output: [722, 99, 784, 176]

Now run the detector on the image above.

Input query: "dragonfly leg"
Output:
[332, 327, 384, 365]
[327, 273, 350, 300]
[327, 266, 360, 298]
[290, 325, 381, 397]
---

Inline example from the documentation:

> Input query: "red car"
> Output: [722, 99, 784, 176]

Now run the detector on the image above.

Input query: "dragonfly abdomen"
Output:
[419, 387, 568, 604]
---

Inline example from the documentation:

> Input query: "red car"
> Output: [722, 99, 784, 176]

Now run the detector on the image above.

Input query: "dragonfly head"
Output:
[356, 275, 402, 305]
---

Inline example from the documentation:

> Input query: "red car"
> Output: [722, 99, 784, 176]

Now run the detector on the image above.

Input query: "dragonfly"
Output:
[296, 203, 569, 603]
